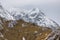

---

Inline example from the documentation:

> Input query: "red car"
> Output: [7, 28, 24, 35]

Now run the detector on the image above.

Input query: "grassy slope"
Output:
[0, 19, 52, 40]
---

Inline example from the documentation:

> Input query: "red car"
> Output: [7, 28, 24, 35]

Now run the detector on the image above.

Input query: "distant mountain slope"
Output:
[0, 4, 59, 30]
[0, 3, 60, 40]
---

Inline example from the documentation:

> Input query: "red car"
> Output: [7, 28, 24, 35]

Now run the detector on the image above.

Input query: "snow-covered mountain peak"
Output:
[0, 4, 15, 20]
[0, 4, 60, 30]
[22, 8, 59, 30]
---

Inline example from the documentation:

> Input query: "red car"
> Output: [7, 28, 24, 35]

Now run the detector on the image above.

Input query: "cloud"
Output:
[1, 0, 60, 8]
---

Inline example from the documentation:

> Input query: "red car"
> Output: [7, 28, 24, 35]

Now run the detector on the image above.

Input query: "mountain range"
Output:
[0, 4, 60, 40]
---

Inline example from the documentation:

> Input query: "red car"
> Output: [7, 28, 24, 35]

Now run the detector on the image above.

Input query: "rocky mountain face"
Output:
[0, 4, 60, 40]
[0, 4, 60, 30]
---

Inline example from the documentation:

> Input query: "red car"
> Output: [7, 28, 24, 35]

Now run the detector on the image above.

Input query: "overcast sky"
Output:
[0, 0, 60, 25]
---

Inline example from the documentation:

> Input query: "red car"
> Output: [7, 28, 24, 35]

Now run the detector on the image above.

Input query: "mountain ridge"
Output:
[0, 4, 60, 30]
[0, 4, 60, 40]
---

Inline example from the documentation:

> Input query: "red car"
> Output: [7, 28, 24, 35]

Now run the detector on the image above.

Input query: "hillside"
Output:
[0, 19, 52, 40]
[0, 4, 60, 40]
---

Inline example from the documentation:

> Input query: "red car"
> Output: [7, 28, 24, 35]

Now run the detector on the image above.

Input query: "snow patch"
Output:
[22, 37, 25, 40]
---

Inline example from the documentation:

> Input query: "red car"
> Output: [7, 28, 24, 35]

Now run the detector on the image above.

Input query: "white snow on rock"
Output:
[0, 4, 60, 30]
[22, 37, 25, 40]
[0, 4, 15, 20]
